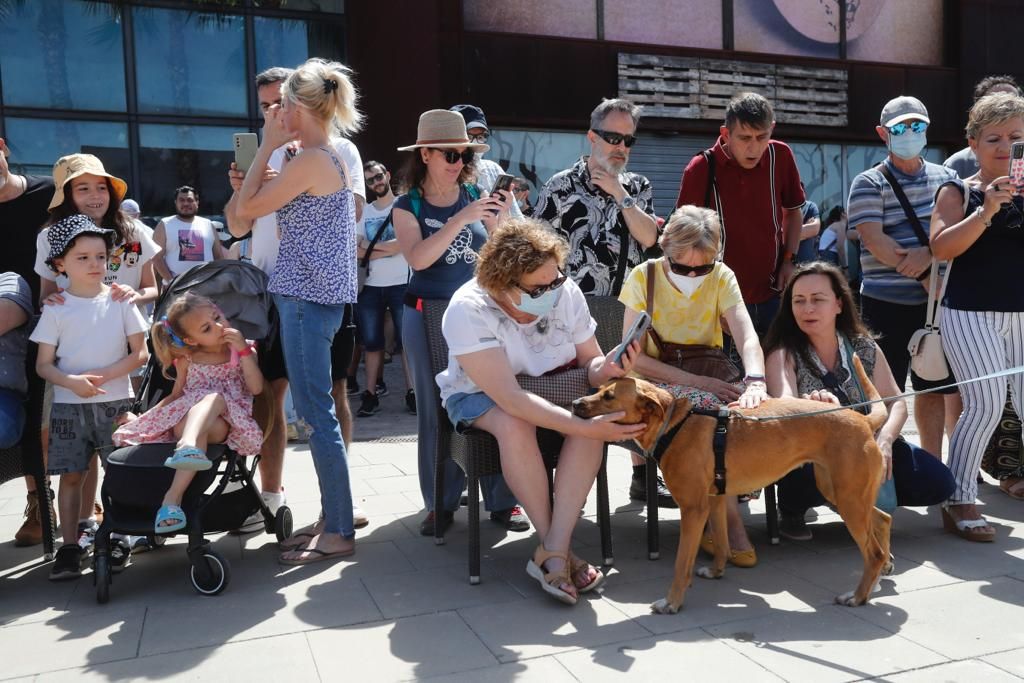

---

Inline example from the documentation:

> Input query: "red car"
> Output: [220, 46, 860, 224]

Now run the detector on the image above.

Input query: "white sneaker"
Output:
[233, 490, 287, 535]
[353, 505, 369, 529]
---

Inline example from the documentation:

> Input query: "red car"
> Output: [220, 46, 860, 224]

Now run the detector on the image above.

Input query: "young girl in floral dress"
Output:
[114, 292, 264, 533]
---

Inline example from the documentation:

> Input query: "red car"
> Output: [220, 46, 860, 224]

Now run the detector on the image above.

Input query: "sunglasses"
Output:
[592, 128, 637, 148]
[366, 172, 387, 184]
[429, 148, 474, 165]
[666, 256, 716, 277]
[887, 121, 928, 136]
[468, 133, 490, 144]
[516, 270, 568, 299]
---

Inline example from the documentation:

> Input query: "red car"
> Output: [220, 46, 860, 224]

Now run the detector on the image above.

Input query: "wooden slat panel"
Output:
[618, 53, 848, 127]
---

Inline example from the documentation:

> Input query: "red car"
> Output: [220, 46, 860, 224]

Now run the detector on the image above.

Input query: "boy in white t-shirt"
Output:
[30, 215, 149, 581]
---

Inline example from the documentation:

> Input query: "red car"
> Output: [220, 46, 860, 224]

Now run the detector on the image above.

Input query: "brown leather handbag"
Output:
[644, 261, 743, 384]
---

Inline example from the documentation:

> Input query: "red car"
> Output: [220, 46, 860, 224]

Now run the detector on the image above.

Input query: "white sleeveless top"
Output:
[161, 215, 216, 276]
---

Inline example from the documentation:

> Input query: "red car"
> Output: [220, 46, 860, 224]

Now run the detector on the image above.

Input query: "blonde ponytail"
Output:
[283, 58, 362, 136]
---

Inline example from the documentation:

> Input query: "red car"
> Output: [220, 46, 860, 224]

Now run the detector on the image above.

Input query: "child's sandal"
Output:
[525, 545, 577, 605]
[164, 446, 212, 471]
[154, 504, 187, 534]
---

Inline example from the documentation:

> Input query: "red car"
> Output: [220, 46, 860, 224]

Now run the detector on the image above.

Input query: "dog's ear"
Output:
[633, 386, 668, 452]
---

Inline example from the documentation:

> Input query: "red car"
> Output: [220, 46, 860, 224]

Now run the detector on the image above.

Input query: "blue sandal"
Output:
[164, 446, 212, 471]
[154, 504, 187, 534]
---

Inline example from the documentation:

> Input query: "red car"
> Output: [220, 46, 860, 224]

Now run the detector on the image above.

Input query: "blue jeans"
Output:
[0, 388, 25, 450]
[274, 294, 354, 537]
[356, 284, 407, 352]
[402, 302, 517, 513]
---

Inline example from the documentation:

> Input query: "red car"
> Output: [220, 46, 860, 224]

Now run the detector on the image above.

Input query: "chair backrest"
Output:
[587, 295, 626, 354]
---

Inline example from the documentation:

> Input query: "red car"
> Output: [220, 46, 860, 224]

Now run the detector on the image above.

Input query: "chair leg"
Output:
[434, 438, 446, 546]
[596, 449, 613, 566]
[467, 457, 481, 585]
[35, 474, 56, 561]
[646, 459, 659, 560]
[765, 482, 780, 545]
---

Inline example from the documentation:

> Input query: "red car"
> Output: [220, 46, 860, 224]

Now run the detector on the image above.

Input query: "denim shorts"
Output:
[445, 391, 496, 434]
[355, 284, 406, 352]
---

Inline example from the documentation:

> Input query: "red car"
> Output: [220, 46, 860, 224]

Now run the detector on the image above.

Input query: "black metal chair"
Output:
[421, 298, 614, 585]
[0, 344, 56, 561]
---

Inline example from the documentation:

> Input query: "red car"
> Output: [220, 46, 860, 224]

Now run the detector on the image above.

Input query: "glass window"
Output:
[483, 129, 589, 201]
[846, 0, 944, 66]
[254, 17, 310, 75]
[2, 117, 129, 180]
[734, 0, 841, 59]
[0, 0, 126, 111]
[463, 0, 598, 39]
[138, 124, 236, 221]
[133, 7, 246, 116]
[604, 0, 721, 49]
[253, 0, 345, 12]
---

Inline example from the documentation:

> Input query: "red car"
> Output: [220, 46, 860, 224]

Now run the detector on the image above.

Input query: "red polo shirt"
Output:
[676, 137, 804, 304]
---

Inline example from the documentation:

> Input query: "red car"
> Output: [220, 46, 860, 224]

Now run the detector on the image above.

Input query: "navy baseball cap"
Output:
[450, 104, 488, 131]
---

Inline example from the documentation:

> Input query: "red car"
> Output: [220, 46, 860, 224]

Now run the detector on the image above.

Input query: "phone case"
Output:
[1011, 148, 1024, 186]
[233, 133, 258, 173]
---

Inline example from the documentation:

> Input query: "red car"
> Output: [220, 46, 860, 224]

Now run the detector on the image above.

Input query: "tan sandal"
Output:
[568, 552, 604, 593]
[999, 477, 1024, 501]
[525, 545, 577, 605]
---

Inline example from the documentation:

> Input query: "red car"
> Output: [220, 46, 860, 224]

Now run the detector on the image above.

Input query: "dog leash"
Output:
[738, 363, 1024, 423]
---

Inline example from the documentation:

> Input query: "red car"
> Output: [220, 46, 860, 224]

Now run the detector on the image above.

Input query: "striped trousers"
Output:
[941, 307, 1024, 504]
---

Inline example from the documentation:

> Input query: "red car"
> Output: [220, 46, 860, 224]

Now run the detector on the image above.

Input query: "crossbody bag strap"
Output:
[878, 163, 930, 247]
[645, 260, 667, 352]
[360, 209, 393, 268]
[612, 214, 631, 294]
[703, 150, 717, 211]
[929, 182, 969, 328]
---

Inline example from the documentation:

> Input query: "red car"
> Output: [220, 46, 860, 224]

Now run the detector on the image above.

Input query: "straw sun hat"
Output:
[396, 109, 490, 154]
[48, 153, 127, 211]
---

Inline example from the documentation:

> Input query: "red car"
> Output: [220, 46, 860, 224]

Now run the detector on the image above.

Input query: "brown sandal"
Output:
[999, 477, 1024, 501]
[525, 545, 577, 605]
[568, 552, 604, 593]
[941, 504, 995, 542]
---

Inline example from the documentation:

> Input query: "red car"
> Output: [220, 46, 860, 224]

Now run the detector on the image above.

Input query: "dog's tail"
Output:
[852, 354, 888, 432]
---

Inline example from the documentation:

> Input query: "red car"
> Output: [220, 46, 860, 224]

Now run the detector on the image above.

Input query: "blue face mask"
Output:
[888, 130, 927, 160]
[512, 287, 561, 318]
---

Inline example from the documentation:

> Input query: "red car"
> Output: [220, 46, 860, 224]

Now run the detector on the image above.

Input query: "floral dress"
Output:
[113, 353, 263, 456]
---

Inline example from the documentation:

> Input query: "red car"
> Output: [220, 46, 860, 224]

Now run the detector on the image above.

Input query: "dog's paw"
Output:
[835, 591, 864, 607]
[696, 566, 723, 580]
[882, 553, 895, 576]
[650, 598, 679, 615]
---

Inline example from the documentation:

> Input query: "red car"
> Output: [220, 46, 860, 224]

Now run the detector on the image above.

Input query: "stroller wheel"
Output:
[274, 506, 294, 543]
[94, 555, 111, 604]
[146, 534, 167, 549]
[189, 549, 231, 596]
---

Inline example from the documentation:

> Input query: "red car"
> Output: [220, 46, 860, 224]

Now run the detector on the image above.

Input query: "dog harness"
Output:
[646, 404, 732, 496]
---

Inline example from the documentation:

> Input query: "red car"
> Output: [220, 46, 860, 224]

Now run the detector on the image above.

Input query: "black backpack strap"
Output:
[877, 163, 930, 247]
[702, 150, 717, 211]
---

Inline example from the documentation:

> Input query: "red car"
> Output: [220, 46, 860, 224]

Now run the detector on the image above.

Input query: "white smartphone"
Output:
[233, 133, 259, 173]
[612, 311, 651, 366]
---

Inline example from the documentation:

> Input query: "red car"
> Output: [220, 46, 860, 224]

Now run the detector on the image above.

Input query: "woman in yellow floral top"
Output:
[619, 205, 768, 565]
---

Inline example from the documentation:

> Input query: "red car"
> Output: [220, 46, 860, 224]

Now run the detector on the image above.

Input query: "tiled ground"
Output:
[2, 365, 1023, 682]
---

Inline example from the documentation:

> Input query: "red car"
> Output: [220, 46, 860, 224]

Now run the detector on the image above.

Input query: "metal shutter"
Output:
[628, 133, 711, 219]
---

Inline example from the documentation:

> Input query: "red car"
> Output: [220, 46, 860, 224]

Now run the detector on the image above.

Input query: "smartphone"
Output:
[491, 174, 515, 198]
[612, 311, 651, 366]
[1010, 141, 1024, 187]
[233, 133, 259, 173]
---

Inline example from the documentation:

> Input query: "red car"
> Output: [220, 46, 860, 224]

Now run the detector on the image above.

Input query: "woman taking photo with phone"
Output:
[930, 91, 1024, 541]
[392, 109, 523, 537]
[618, 205, 768, 565]
[235, 57, 361, 564]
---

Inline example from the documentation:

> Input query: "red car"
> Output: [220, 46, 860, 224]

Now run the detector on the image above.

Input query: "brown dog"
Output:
[573, 355, 892, 614]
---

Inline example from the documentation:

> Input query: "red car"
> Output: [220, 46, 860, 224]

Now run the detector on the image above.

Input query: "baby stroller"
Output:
[92, 260, 293, 604]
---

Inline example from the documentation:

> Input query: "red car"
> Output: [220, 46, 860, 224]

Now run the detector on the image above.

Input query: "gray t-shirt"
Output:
[943, 147, 979, 179]
[0, 272, 34, 394]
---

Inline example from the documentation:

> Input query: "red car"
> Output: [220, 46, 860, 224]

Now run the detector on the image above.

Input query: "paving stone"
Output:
[416, 655, 578, 683]
[981, 647, 1024, 678]
[362, 564, 523, 619]
[874, 658, 1021, 682]
[306, 611, 497, 680]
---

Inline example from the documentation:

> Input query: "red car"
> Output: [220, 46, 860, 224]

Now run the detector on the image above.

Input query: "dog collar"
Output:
[643, 400, 687, 465]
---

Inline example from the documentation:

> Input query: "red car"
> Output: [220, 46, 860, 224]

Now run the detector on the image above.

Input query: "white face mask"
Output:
[668, 271, 708, 297]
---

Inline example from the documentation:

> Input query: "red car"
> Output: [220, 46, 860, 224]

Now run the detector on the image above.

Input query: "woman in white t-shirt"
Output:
[437, 218, 644, 606]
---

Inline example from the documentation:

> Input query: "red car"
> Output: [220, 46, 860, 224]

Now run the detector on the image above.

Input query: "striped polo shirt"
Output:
[847, 158, 955, 305]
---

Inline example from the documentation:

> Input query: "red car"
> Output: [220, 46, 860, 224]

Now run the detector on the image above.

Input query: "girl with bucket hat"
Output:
[391, 109, 524, 537]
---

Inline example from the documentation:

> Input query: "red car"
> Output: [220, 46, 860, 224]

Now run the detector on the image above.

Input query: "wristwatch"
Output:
[619, 195, 637, 210]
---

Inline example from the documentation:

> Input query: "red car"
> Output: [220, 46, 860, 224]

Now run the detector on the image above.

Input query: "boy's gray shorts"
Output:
[47, 400, 133, 475]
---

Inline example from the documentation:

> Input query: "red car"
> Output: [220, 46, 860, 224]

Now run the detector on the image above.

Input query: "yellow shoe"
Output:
[698, 531, 757, 567]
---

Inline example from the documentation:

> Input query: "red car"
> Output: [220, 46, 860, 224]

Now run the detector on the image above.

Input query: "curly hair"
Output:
[763, 261, 874, 371]
[476, 218, 568, 294]
[151, 292, 217, 378]
[966, 92, 1024, 140]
